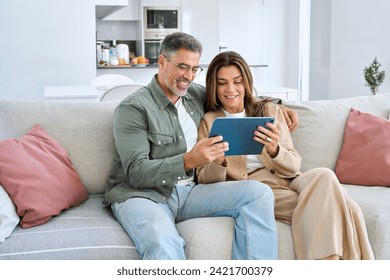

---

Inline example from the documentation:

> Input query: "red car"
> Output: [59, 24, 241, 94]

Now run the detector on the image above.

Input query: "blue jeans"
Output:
[111, 180, 277, 260]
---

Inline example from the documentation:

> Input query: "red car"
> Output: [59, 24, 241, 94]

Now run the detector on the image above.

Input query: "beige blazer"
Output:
[196, 102, 302, 189]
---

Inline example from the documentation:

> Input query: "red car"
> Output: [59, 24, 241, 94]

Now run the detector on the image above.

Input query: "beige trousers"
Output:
[251, 167, 374, 260]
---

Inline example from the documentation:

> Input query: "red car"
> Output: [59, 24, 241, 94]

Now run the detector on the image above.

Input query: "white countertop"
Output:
[44, 85, 105, 101]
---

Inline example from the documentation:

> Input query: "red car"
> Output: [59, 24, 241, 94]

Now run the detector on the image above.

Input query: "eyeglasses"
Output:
[163, 55, 203, 77]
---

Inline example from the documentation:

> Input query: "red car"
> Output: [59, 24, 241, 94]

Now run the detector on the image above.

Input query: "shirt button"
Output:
[190, 112, 194, 115]
[174, 116, 177, 119]
[158, 141, 161, 145]
[270, 169, 275, 174]
[178, 177, 181, 180]
[162, 180, 166, 184]
[179, 136, 182, 139]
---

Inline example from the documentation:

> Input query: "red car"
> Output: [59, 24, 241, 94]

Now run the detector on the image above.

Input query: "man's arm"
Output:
[257, 95, 299, 132]
[279, 105, 299, 132]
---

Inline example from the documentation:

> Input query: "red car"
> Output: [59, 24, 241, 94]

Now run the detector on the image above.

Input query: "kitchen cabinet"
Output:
[181, 0, 219, 64]
[95, 0, 128, 19]
[101, 0, 140, 21]
[142, 0, 181, 7]
[181, 0, 263, 65]
[218, 0, 263, 65]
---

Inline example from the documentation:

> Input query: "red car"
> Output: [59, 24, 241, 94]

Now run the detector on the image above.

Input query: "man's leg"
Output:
[178, 180, 277, 260]
[111, 197, 186, 260]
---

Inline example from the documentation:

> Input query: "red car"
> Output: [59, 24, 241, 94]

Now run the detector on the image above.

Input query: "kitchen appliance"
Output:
[144, 39, 163, 64]
[144, 7, 181, 37]
[143, 7, 181, 64]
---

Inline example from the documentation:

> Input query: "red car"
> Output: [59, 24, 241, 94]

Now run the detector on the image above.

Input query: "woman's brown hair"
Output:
[205, 51, 268, 117]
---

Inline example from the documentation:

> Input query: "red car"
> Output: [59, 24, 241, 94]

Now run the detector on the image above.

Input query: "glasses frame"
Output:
[163, 55, 203, 77]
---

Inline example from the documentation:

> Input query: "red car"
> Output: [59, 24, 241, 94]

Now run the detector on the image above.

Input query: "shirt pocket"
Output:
[147, 132, 175, 159]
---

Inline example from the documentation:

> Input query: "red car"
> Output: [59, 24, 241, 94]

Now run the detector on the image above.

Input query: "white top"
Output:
[175, 97, 197, 186]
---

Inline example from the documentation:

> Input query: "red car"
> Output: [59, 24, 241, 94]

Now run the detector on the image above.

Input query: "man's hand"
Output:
[183, 136, 229, 171]
[278, 105, 299, 132]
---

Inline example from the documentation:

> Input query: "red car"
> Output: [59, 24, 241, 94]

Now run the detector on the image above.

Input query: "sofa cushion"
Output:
[0, 124, 88, 228]
[335, 108, 390, 186]
[0, 194, 139, 260]
[344, 184, 390, 260]
[0, 185, 20, 242]
[0, 99, 118, 194]
[285, 94, 390, 172]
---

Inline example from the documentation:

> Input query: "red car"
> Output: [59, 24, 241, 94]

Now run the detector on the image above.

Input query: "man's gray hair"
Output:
[159, 32, 202, 57]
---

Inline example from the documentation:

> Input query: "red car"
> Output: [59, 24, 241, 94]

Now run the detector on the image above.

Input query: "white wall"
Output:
[262, 0, 299, 89]
[0, 0, 97, 100]
[4, 1, 389, 101]
[310, 0, 390, 100]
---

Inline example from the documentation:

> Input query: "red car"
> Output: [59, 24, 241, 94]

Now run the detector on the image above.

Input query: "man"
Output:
[105, 32, 287, 260]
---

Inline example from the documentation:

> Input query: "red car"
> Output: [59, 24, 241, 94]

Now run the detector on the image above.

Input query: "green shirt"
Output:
[104, 75, 206, 204]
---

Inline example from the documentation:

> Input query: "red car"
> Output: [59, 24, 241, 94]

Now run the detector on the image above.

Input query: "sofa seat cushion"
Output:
[344, 184, 390, 259]
[0, 194, 140, 260]
[0, 194, 237, 260]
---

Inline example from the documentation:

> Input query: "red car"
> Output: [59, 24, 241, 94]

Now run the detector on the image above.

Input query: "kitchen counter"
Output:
[97, 64, 158, 69]
[97, 64, 268, 69]
[96, 64, 269, 88]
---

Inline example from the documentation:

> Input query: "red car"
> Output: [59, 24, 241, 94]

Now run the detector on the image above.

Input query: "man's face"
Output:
[158, 49, 201, 101]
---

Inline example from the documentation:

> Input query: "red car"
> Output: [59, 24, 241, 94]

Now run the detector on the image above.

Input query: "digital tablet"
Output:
[209, 117, 275, 155]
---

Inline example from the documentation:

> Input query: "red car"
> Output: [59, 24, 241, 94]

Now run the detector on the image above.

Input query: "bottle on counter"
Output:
[97, 45, 106, 65]
[109, 38, 119, 66]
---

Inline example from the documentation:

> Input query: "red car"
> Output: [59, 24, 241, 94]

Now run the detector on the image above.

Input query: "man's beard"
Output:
[165, 76, 191, 97]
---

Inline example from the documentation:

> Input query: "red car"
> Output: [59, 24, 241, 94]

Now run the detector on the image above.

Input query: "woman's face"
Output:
[216, 65, 245, 114]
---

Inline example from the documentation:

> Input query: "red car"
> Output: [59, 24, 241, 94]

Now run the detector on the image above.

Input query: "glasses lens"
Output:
[195, 67, 203, 76]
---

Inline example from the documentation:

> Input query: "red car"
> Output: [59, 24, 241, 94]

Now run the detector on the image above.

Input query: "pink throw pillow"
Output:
[335, 108, 390, 186]
[0, 124, 88, 228]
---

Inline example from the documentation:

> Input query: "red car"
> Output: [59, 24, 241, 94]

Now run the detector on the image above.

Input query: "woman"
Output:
[197, 51, 374, 260]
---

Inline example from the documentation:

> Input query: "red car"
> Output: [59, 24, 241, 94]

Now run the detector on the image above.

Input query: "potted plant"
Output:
[363, 57, 385, 95]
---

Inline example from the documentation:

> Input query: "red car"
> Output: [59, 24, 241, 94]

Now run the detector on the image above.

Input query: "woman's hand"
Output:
[278, 105, 299, 132]
[253, 122, 280, 158]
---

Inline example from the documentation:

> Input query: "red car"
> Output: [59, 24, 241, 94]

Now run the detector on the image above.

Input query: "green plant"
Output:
[363, 57, 385, 95]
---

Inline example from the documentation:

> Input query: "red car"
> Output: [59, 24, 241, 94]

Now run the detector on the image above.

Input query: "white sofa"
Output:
[0, 93, 389, 259]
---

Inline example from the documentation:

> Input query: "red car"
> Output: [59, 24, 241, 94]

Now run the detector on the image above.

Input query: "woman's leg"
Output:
[289, 167, 374, 260]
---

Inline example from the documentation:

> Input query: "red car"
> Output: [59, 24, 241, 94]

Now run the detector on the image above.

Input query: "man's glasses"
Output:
[163, 55, 203, 77]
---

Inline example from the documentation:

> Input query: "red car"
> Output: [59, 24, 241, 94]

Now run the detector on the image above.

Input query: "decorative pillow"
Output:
[0, 124, 88, 228]
[335, 108, 390, 186]
[0, 185, 20, 242]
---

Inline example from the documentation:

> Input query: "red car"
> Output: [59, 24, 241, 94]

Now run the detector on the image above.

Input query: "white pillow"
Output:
[0, 185, 20, 242]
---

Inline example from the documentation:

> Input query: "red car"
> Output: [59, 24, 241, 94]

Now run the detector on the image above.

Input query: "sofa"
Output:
[0, 93, 389, 260]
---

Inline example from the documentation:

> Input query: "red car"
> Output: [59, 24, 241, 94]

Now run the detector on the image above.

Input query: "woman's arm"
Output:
[259, 103, 302, 178]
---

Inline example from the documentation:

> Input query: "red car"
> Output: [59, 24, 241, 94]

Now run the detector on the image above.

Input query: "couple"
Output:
[104, 32, 374, 260]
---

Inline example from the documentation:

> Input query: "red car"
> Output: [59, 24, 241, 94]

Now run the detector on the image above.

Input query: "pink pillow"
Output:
[335, 108, 390, 186]
[0, 124, 88, 228]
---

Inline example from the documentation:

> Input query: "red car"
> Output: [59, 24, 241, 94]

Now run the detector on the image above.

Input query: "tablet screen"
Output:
[209, 117, 275, 155]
